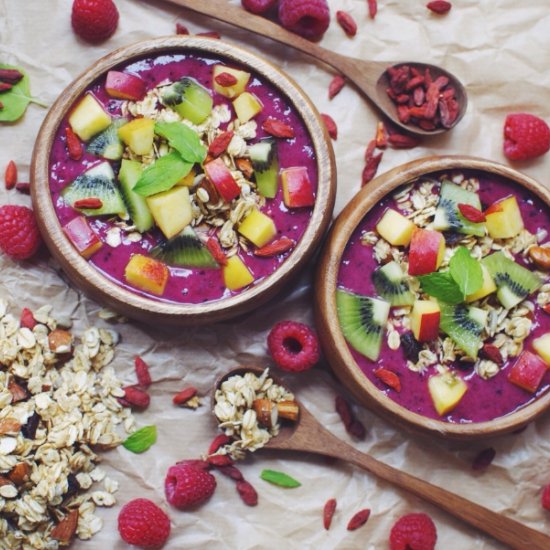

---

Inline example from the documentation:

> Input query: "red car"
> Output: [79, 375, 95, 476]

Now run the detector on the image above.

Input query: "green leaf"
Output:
[449, 246, 483, 296]
[0, 64, 48, 122]
[122, 425, 157, 453]
[154, 121, 207, 164]
[260, 469, 301, 488]
[417, 272, 464, 304]
[133, 152, 193, 197]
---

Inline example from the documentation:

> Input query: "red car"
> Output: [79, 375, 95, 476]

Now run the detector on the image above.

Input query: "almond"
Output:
[48, 329, 73, 354]
[253, 398, 277, 428]
[51, 509, 79, 545]
[529, 246, 550, 271]
[276, 400, 300, 422]
[8, 462, 30, 485]
[0, 417, 21, 435]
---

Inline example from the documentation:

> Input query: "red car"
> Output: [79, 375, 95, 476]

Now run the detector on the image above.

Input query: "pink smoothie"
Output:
[48, 52, 318, 304]
[338, 171, 550, 423]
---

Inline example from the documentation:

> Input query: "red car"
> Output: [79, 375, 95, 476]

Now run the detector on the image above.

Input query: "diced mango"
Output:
[232, 92, 263, 123]
[124, 254, 169, 296]
[533, 333, 550, 366]
[62, 216, 102, 259]
[146, 186, 193, 240]
[213, 65, 251, 99]
[176, 169, 196, 187]
[68, 94, 111, 141]
[238, 209, 277, 248]
[376, 208, 417, 246]
[485, 196, 524, 239]
[465, 265, 497, 302]
[223, 255, 254, 291]
[428, 372, 468, 416]
[118, 118, 155, 156]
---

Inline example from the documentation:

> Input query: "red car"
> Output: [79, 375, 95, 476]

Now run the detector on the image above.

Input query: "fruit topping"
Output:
[4, 159, 17, 189]
[105, 70, 146, 101]
[146, 186, 193, 240]
[232, 91, 263, 123]
[160, 77, 213, 124]
[203, 157, 241, 202]
[503, 113, 550, 161]
[465, 265, 496, 303]
[428, 371, 468, 416]
[262, 117, 295, 139]
[411, 300, 441, 342]
[484, 195, 524, 239]
[124, 254, 169, 296]
[278, 0, 330, 41]
[165, 462, 216, 509]
[375, 208, 417, 246]
[372, 260, 415, 306]
[374, 367, 401, 392]
[508, 350, 548, 393]
[223, 255, 254, 290]
[528, 246, 550, 271]
[118, 159, 154, 233]
[87, 117, 127, 160]
[336, 289, 390, 362]
[253, 236, 295, 257]
[281, 166, 315, 208]
[68, 93, 111, 141]
[62, 215, 102, 259]
[408, 228, 445, 276]
[0, 204, 41, 260]
[118, 498, 171, 549]
[267, 320, 320, 372]
[439, 302, 487, 358]
[533, 333, 550, 366]
[347, 508, 371, 531]
[71, 0, 119, 44]
[389, 513, 437, 550]
[65, 127, 83, 160]
[118, 117, 155, 156]
[212, 65, 251, 98]
[237, 208, 277, 248]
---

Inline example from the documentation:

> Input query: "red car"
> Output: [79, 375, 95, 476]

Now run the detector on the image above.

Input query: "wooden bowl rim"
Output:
[315, 155, 550, 439]
[31, 36, 336, 325]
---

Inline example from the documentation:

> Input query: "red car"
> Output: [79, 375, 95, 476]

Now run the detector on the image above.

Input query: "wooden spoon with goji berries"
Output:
[162, 0, 467, 136]
[213, 366, 550, 550]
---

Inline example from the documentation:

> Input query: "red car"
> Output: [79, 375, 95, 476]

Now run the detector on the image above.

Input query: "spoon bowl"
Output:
[162, 0, 468, 136]
[213, 366, 550, 550]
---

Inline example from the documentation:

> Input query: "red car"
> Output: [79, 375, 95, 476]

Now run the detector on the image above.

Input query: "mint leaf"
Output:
[260, 469, 301, 488]
[0, 64, 48, 122]
[417, 272, 464, 304]
[449, 246, 483, 296]
[133, 152, 193, 196]
[155, 122, 206, 164]
[122, 425, 157, 453]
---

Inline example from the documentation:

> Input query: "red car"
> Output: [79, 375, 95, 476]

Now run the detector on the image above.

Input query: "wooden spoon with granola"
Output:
[213, 366, 550, 550]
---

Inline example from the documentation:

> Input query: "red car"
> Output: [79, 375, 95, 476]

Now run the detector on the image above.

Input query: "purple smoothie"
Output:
[48, 52, 318, 304]
[338, 170, 550, 423]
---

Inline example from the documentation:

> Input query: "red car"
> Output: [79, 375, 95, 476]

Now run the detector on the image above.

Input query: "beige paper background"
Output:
[1, 0, 550, 548]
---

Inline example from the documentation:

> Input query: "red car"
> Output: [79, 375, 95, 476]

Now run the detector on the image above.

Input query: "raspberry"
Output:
[0, 205, 41, 260]
[71, 0, 119, 44]
[389, 513, 437, 550]
[242, 0, 278, 15]
[117, 498, 170, 549]
[165, 461, 216, 509]
[267, 320, 320, 372]
[503, 113, 550, 161]
[542, 484, 550, 510]
[278, 0, 330, 41]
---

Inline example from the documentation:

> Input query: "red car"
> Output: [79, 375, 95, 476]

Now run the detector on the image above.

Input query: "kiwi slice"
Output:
[62, 161, 127, 217]
[482, 251, 542, 309]
[372, 261, 414, 306]
[86, 117, 128, 160]
[248, 139, 279, 198]
[118, 159, 154, 233]
[336, 289, 390, 361]
[439, 302, 487, 358]
[160, 78, 213, 125]
[432, 180, 485, 237]
[150, 227, 218, 268]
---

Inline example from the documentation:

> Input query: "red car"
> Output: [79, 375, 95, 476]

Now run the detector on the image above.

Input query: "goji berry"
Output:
[388, 133, 419, 149]
[134, 356, 152, 388]
[323, 498, 337, 530]
[65, 127, 83, 161]
[367, 0, 377, 19]
[206, 236, 227, 266]
[216, 464, 244, 481]
[262, 118, 295, 139]
[321, 113, 337, 140]
[479, 343, 503, 365]
[347, 508, 371, 531]
[15, 182, 30, 194]
[73, 197, 103, 209]
[173, 386, 198, 406]
[20, 308, 36, 330]
[427, 1, 452, 14]
[121, 386, 150, 409]
[175, 22, 189, 34]
[253, 237, 295, 257]
[196, 31, 220, 39]
[335, 395, 353, 428]
[458, 203, 486, 223]
[207, 454, 233, 467]
[236, 480, 258, 506]
[472, 447, 496, 471]
[328, 74, 346, 100]
[208, 434, 231, 455]
[4, 160, 17, 190]
[208, 130, 234, 157]
[214, 72, 238, 87]
[336, 10, 357, 37]
[362, 151, 383, 186]
[375, 122, 387, 148]
[374, 367, 401, 392]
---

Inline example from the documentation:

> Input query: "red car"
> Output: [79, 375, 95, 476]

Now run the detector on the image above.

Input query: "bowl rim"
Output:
[31, 36, 336, 325]
[314, 155, 550, 439]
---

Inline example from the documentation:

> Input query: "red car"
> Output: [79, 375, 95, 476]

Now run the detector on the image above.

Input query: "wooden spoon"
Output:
[161, 0, 467, 136]
[214, 366, 550, 550]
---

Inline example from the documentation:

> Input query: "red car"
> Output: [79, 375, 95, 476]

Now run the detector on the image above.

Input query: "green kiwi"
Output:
[439, 302, 487, 358]
[160, 78, 213, 125]
[372, 261, 414, 306]
[482, 251, 542, 309]
[248, 139, 278, 198]
[150, 227, 218, 268]
[61, 161, 127, 217]
[86, 117, 128, 160]
[118, 159, 154, 233]
[432, 180, 485, 237]
[336, 289, 390, 361]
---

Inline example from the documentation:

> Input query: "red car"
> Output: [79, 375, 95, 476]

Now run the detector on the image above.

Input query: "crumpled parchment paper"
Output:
[1, 0, 550, 548]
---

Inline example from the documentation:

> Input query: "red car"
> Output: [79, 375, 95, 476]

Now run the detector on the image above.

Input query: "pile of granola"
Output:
[361, 172, 549, 380]
[0, 300, 135, 548]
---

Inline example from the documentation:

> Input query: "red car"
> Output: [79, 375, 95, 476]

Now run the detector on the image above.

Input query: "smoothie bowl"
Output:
[31, 37, 336, 325]
[315, 156, 550, 439]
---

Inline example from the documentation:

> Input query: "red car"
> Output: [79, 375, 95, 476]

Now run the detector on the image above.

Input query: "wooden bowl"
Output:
[31, 36, 336, 326]
[315, 156, 550, 440]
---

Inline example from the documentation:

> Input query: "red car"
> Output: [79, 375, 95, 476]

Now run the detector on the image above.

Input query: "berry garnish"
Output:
[241, 0, 278, 15]
[542, 484, 550, 511]
[267, 320, 320, 372]
[117, 498, 171, 549]
[164, 461, 217, 509]
[278, 0, 330, 41]
[503, 113, 550, 161]
[71, 0, 119, 44]
[389, 512, 437, 550]
[0, 205, 41, 260]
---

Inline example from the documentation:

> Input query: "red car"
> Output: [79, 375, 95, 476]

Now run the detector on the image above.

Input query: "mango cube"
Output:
[213, 65, 251, 99]
[68, 93, 111, 141]
[176, 169, 196, 187]
[124, 254, 169, 296]
[118, 118, 155, 156]
[223, 255, 254, 291]
[465, 265, 497, 302]
[485, 196, 524, 239]
[428, 371, 468, 416]
[238, 208, 277, 248]
[62, 216, 102, 259]
[146, 186, 193, 240]
[232, 92, 263, 123]
[376, 208, 417, 246]
[533, 333, 550, 366]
